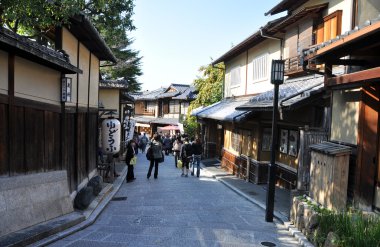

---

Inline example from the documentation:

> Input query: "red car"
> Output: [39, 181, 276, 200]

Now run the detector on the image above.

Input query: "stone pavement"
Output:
[43, 152, 304, 247]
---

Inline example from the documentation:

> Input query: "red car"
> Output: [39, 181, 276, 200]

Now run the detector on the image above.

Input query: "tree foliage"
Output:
[0, 0, 142, 92]
[183, 63, 224, 136]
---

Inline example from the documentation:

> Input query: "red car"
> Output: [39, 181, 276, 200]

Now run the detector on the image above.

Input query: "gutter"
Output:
[259, 28, 283, 59]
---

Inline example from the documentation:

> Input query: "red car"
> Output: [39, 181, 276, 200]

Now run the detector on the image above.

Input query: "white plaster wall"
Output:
[330, 89, 359, 144]
[99, 89, 119, 114]
[246, 39, 281, 95]
[89, 55, 100, 108]
[78, 43, 90, 107]
[224, 52, 247, 97]
[62, 27, 79, 105]
[301, 0, 353, 33]
[0, 51, 8, 95]
[14, 56, 61, 105]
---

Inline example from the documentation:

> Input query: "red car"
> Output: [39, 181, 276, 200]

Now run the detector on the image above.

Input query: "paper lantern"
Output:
[101, 118, 121, 154]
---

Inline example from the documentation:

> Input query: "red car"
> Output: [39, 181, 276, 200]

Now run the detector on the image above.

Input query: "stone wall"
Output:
[0, 171, 73, 237]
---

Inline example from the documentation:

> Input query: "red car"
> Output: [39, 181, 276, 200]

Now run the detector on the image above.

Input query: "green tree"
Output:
[0, 0, 142, 92]
[183, 63, 224, 136]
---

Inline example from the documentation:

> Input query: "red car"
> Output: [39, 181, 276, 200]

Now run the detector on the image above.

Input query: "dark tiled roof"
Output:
[132, 116, 155, 124]
[194, 96, 252, 122]
[132, 84, 195, 101]
[173, 86, 197, 100]
[0, 27, 81, 74]
[131, 88, 166, 100]
[236, 75, 324, 111]
[99, 79, 128, 89]
[267, 3, 328, 33]
[132, 117, 180, 125]
[265, 0, 309, 16]
[121, 92, 135, 102]
[150, 118, 179, 125]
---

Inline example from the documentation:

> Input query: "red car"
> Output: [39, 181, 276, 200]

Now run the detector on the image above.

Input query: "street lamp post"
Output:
[265, 60, 285, 222]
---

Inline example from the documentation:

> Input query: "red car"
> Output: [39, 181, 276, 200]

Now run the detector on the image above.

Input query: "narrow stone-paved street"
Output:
[48, 153, 300, 247]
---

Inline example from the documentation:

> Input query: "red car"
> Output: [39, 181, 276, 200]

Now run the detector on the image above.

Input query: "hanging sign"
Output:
[101, 118, 121, 154]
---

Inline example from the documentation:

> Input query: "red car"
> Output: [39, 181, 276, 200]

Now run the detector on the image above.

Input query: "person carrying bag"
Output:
[180, 137, 192, 177]
[125, 140, 136, 183]
[147, 134, 163, 179]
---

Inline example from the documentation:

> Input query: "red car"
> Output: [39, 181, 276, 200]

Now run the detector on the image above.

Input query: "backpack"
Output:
[183, 143, 193, 157]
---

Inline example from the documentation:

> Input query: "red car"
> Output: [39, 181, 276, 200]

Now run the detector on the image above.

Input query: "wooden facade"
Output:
[301, 0, 380, 210]
[0, 14, 115, 193]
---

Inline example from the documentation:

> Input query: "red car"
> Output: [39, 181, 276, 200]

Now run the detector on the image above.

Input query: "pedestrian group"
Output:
[125, 131, 203, 183]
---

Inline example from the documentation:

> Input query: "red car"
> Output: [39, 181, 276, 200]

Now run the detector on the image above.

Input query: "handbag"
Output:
[158, 151, 165, 163]
[177, 159, 183, 169]
[146, 147, 153, 161]
[130, 156, 137, 165]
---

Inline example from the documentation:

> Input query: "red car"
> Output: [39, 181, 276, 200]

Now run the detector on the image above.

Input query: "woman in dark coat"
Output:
[147, 134, 163, 179]
[126, 140, 136, 183]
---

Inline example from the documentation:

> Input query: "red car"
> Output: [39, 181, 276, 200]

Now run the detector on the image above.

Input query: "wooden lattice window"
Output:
[231, 130, 241, 153]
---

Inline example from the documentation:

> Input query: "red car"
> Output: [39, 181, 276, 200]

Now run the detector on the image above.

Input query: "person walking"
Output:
[139, 132, 149, 153]
[180, 137, 193, 177]
[191, 138, 202, 177]
[162, 134, 172, 155]
[172, 136, 182, 167]
[147, 134, 163, 179]
[125, 140, 136, 183]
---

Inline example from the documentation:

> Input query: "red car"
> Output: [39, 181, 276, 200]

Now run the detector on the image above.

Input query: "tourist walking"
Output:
[162, 134, 172, 155]
[180, 137, 193, 177]
[191, 138, 202, 177]
[147, 134, 163, 179]
[125, 140, 136, 183]
[172, 136, 182, 167]
[139, 132, 149, 153]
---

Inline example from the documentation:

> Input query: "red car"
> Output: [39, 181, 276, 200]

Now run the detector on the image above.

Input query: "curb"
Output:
[31, 165, 128, 247]
[201, 165, 315, 247]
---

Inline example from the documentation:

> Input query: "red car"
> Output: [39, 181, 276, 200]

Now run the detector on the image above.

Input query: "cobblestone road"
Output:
[48, 152, 300, 247]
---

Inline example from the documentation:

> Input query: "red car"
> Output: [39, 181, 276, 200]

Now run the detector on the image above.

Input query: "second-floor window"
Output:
[230, 65, 241, 87]
[315, 10, 342, 44]
[144, 101, 155, 113]
[169, 100, 180, 113]
[181, 102, 189, 115]
[252, 53, 268, 82]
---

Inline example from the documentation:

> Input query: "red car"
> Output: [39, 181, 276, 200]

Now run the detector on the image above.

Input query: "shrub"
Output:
[312, 210, 380, 247]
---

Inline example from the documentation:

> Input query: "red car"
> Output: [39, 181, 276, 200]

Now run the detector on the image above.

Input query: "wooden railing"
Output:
[135, 109, 155, 116]
[284, 55, 304, 76]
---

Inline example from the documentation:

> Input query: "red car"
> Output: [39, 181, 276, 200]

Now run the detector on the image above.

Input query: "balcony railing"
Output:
[135, 109, 155, 116]
[284, 55, 304, 76]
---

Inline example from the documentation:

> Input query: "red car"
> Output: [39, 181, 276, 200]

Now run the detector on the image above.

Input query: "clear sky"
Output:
[130, 0, 282, 91]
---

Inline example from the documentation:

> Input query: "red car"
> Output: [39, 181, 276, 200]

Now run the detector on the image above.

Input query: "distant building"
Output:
[132, 84, 196, 136]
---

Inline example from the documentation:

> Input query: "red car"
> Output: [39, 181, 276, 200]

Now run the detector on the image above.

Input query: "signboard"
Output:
[61, 77, 72, 102]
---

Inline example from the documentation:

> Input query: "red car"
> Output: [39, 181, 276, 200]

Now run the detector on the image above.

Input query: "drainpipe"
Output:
[259, 28, 283, 59]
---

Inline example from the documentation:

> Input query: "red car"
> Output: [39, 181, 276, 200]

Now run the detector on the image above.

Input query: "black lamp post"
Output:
[265, 59, 285, 222]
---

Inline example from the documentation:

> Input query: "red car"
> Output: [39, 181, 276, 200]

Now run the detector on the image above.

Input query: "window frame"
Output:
[252, 53, 268, 83]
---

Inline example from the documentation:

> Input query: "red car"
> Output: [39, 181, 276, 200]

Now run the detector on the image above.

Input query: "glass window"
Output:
[169, 100, 179, 113]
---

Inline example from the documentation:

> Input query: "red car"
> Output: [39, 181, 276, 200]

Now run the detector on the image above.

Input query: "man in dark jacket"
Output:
[191, 138, 202, 177]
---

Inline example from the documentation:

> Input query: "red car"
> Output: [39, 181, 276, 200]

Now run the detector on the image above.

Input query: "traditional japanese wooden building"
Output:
[0, 14, 116, 236]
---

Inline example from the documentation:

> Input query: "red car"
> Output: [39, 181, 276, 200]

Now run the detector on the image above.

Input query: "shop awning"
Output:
[158, 125, 180, 131]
